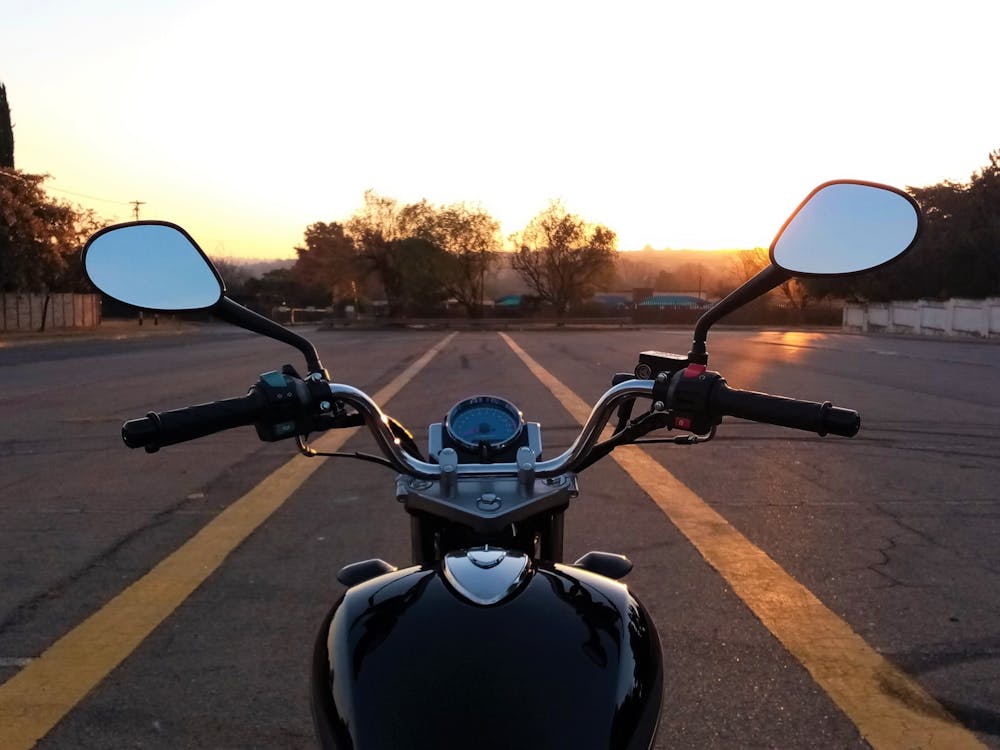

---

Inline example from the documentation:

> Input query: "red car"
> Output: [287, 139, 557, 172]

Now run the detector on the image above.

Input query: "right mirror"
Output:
[770, 181, 921, 276]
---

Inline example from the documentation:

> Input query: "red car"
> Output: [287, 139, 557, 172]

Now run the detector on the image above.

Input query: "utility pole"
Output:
[128, 200, 156, 325]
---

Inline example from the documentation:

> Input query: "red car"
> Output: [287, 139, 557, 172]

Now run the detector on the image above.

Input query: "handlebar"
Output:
[119, 368, 860, 472]
[709, 382, 860, 437]
[122, 390, 267, 452]
[325, 380, 655, 480]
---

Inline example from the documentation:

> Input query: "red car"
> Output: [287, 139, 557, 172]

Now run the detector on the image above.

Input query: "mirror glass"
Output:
[84, 223, 223, 310]
[771, 182, 919, 275]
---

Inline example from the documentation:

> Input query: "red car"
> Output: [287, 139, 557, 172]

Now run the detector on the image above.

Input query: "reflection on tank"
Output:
[343, 571, 436, 679]
[321, 559, 662, 749]
[540, 568, 623, 668]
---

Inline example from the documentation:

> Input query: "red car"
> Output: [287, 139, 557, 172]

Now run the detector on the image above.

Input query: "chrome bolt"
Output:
[653, 401, 666, 412]
[319, 401, 331, 411]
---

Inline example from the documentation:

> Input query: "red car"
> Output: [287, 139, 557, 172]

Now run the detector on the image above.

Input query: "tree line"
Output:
[289, 191, 617, 317]
[805, 151, 1000, 302]
[3, 80, 998, 307]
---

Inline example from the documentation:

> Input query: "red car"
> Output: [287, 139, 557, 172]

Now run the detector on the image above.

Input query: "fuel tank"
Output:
[311, 548, 662, 749]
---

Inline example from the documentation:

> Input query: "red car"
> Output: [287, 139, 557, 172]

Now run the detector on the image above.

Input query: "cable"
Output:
[45, 185, 131, 205]
[0, 170, 131, 206]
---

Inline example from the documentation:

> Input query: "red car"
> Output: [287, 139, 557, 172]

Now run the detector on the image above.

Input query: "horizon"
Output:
[208, 245, 752, 265]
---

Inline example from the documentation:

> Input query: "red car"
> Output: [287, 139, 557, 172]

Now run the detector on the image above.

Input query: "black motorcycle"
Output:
[81, 180, 920, 749]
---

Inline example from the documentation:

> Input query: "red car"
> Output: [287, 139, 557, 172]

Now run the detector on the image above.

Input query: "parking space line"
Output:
[0, 332, 458, 750]
[500, 332, 986, 750]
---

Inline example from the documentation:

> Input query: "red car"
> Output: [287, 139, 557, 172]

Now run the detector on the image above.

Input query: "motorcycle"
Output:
[81, 180, 920, 749]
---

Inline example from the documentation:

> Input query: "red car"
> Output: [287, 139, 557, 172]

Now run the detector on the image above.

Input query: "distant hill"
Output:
[236, 258, 295, 277]
[216, 249, 753, 303]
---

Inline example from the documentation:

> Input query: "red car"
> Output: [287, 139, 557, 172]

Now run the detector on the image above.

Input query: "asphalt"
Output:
[0, 326, 997, 748]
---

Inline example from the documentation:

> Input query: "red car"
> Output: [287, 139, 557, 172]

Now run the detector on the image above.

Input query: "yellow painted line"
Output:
[0, 332, 458, 750]
[499, 332, 986, 750]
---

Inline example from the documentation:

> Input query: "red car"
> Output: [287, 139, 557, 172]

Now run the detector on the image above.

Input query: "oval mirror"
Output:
[770, 181, 921, 276]
[83, 222, 224, 311]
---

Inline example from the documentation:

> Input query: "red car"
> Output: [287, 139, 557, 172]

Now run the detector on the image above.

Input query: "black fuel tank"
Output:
[311, 550, 662, 749]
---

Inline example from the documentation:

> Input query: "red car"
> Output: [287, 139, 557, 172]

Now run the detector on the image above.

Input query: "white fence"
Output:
[1, 293, 101, 331]
[843, 298, 1000, 338]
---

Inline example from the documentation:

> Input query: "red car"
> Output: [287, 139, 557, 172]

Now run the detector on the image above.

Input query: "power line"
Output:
[45, 184, 131, 205]
[0, 170, 131, 206]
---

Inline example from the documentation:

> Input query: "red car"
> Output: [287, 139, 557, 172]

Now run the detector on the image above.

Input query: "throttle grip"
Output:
[122, 389, 267, 452]
[710, 381, 860, 437]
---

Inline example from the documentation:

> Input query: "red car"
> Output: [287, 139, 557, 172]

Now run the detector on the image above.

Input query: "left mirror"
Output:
[83, 222, 224, 311]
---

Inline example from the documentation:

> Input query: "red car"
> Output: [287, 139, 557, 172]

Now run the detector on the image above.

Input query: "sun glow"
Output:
[3, 0, 997, 259]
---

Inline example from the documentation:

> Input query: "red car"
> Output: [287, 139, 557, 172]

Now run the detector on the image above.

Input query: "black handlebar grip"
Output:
[122, 389, 268, 451]
[711, 382, 860, 437]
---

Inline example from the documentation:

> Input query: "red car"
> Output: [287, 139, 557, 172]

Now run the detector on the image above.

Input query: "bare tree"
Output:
[510, 201, 617, 316]
[416, 203, 500, 317]
[210, 256, 254, 297]
[728, 247, 770, 286]
[728, 246, 810, 314]
[346, 191, 407, 312]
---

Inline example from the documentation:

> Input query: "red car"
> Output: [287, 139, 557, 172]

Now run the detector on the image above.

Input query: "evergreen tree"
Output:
[0, 82, 13, 168]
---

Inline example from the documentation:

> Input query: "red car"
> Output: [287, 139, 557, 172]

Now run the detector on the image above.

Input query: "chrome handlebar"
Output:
[328, 380, 656, 480]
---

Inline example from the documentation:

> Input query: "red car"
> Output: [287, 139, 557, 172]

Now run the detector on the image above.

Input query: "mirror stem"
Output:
[213, 297, 327, 376]
[688, 264, 791, 365]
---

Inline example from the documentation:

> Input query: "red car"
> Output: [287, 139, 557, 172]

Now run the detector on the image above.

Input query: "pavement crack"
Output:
[874, 503, 943, 548]
[0, 488, 212, 638]
[866, 535, 906, 588]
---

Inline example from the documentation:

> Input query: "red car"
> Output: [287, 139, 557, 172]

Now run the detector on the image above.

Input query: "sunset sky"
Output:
[2, 0, 997, 259]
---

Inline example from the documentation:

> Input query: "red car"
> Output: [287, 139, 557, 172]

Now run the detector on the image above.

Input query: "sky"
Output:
[2, 0, 998, 259]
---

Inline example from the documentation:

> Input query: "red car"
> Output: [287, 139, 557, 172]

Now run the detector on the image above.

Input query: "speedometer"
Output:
[444, 396, 525, 451]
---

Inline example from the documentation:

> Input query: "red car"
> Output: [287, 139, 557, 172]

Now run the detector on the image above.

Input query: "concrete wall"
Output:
[843, 298, 1000, 338]
[1, 293, 101, 331]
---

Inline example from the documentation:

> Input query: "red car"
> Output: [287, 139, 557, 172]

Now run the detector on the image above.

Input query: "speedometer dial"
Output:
[444, 396, 525, 451]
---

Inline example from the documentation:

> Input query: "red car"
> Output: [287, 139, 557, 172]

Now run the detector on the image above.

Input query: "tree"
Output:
[387, 236, 453, 314]
[509, 201, 617, 316]
[0, 168, 101, 329]
[653, 269, 673, 290]
[0, 82, 13, 168]
[242, 267, 329, 309]
[806, 150, 1000, 302]
[344, 191, 455, 316]
[292, 221, 358, 305]
[345, 191, 407, 313]
[0, 170, 99, 294]
[210, 257, 253, 298]
[403, 202, 501, 317]
[728, 246, 811, 315]
[918, 150, 1000, 298]
[728, 247, 769, 286]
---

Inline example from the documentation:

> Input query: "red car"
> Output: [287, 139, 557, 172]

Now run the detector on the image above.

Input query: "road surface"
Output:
[1, 326, 998, 748]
